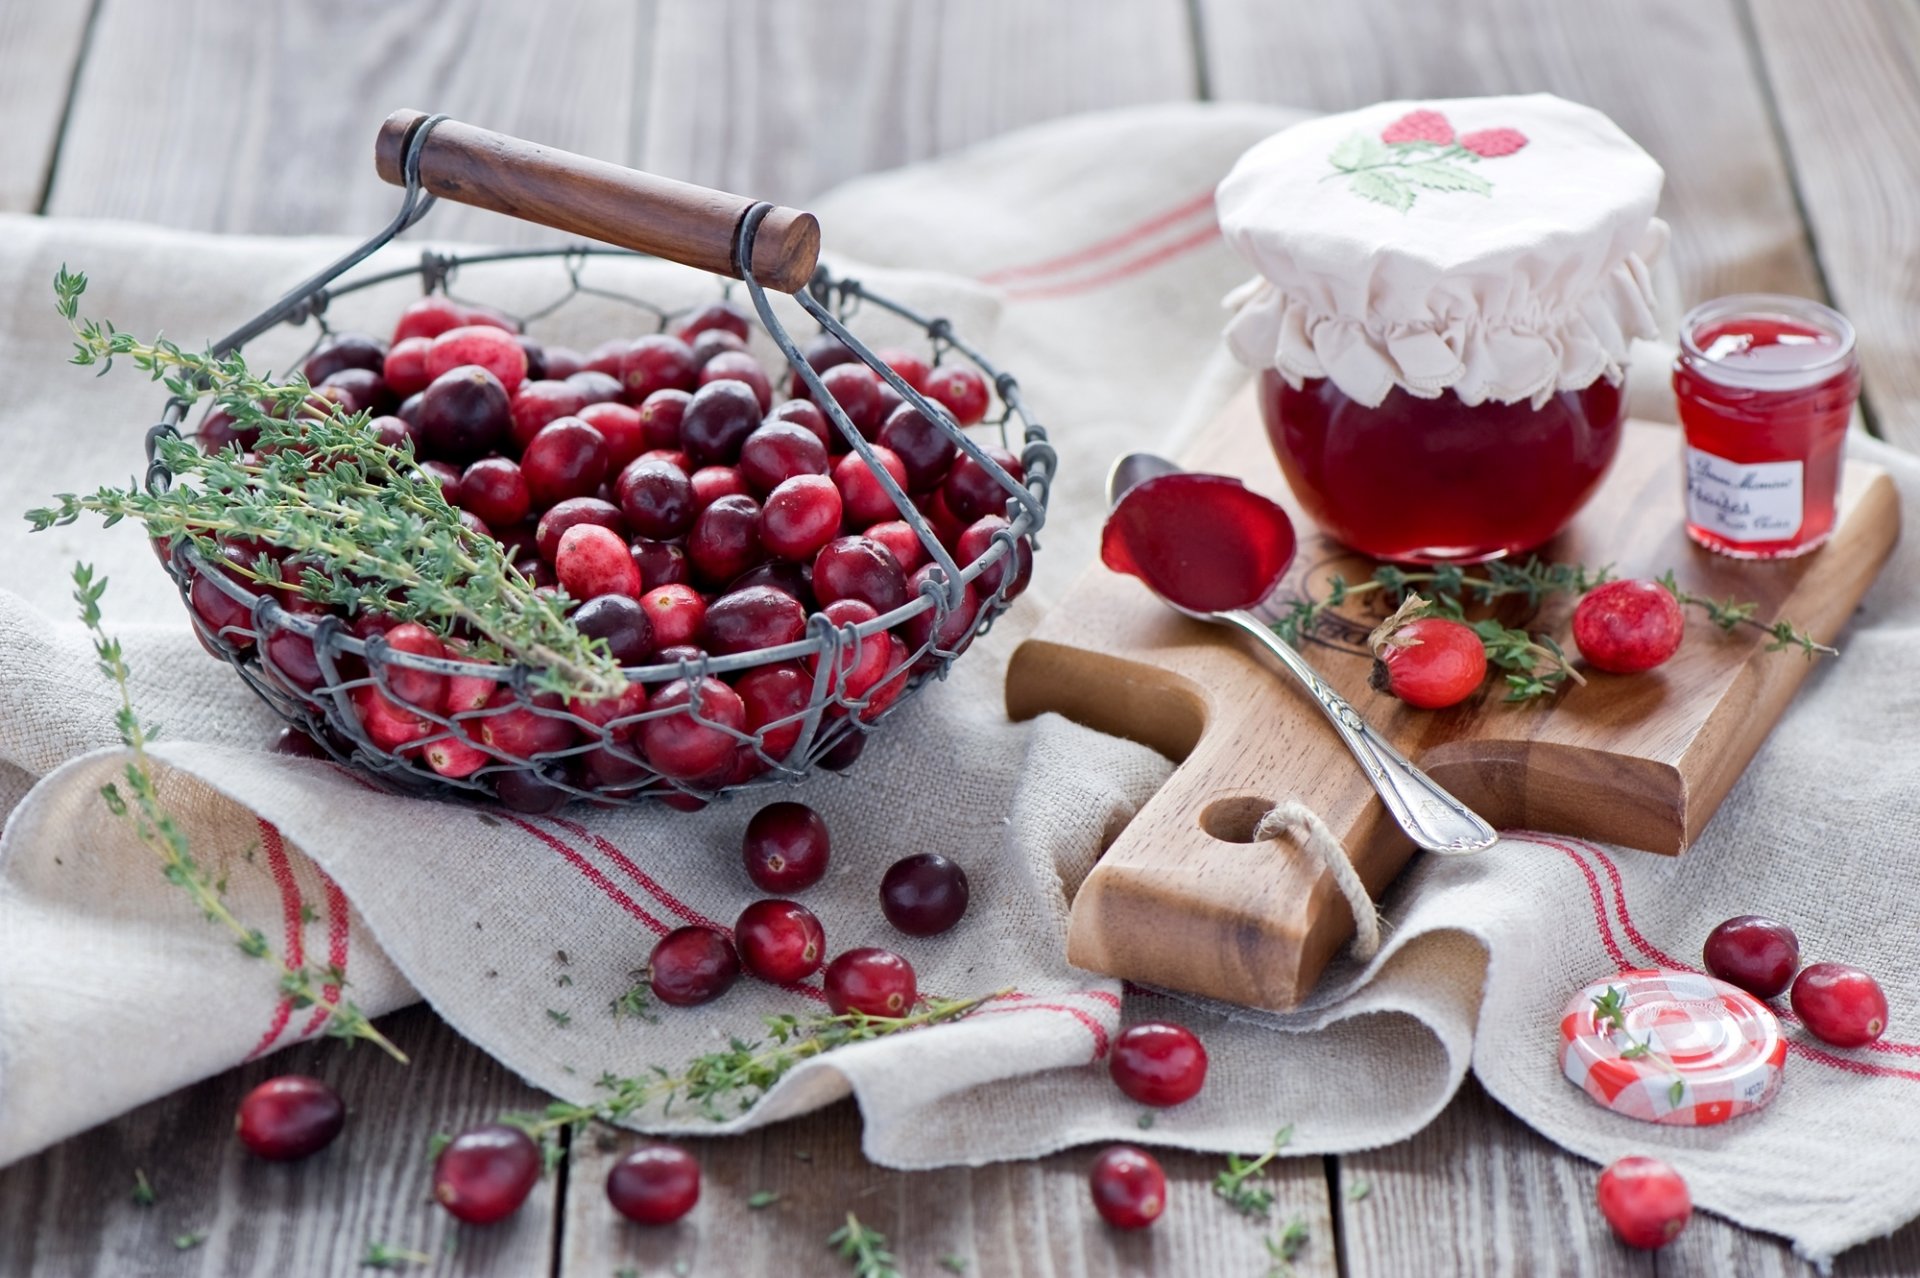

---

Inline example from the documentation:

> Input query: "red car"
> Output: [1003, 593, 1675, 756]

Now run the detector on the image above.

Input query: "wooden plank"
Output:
[1747, 0, 1920, 446]
[1197, 0, 1823, 308]
[0, 0, 96, 211]
[45, 0, 654, 245]
[561, 1099, 1336, 1276]
[638, 0, 1198, 204]
[0, 1006, 558, 1277]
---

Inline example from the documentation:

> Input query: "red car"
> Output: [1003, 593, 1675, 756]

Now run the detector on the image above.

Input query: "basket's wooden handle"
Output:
[374, 109, 821, 293]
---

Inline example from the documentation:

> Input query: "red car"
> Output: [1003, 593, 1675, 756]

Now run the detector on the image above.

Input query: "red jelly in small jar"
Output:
[1259, 371, 1626, 564]
[1673, 295, 1859, 558]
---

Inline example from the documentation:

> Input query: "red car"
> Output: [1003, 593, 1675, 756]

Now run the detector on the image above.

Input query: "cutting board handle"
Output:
[373, 109, 822, 293]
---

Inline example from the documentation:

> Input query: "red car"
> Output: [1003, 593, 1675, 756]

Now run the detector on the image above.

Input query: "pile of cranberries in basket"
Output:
[191, 295, 1031, 797]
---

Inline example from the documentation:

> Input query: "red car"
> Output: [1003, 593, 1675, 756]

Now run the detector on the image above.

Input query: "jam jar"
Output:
[1217, 93, 1667, 563]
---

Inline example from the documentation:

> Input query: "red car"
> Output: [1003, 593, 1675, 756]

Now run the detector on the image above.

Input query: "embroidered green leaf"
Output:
[1397, 161, 1491, 195]
[1349, 170, 1414, 212]
[1328, 132, 1390, 172]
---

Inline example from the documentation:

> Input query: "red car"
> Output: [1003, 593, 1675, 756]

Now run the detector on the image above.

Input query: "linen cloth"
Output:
[0, 102, 1914, 1267]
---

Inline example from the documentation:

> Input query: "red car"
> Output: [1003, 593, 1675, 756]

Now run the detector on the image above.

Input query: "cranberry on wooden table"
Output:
[234, 1075, 345, 1161]
[823, 947, 916, 1017]
[433, 1124, 542, 1224]
[1596, 1155, 1690, 1249]
[735, 899, 827, 984]
[742, 801, 831, 893]
[1109, 1022, 1209, 1107]
[1573, 579, 1686, 674]
[1791, 962, 1888, 1047]
[1702, 915, 1800, 999]
[648, 924, 741, 1006]
[1088, 1145, 1167, 1230]
[879, 852, 970, 937]
[607, 1143, 702, 1225]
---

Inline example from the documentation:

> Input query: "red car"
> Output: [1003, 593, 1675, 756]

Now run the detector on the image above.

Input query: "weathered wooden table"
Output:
[4, 2, 1917, 1273]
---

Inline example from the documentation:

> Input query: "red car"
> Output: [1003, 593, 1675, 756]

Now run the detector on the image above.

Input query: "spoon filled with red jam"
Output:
[1101, 454, 1496, 855]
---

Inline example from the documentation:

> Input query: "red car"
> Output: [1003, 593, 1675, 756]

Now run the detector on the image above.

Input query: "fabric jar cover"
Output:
[1215, 93, 1669, 409]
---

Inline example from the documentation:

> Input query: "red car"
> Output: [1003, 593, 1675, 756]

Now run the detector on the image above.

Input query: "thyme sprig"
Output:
[828, 1213, 901, 1278]
[361, 1241, 432, 1270]
[1657, 571, 1836, 659]
[1213, 1124, 1294, 1220]
[1592, 986, 1686, 1107]
[73, 564, 405, 1062]
[30, 267, 623, 700]
[1272, 557, 1610, 648]
[1266, 1217, 1310, 1276]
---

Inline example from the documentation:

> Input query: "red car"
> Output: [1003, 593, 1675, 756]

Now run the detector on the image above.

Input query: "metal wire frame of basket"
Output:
[148, 114, 1056, 812]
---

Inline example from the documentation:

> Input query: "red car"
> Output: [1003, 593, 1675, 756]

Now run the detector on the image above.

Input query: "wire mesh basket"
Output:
[149, 111, 1054, 813]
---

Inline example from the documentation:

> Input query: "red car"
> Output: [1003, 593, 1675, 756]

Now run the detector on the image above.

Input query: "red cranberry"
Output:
[735, 899, 827, 984]
[856, 634, 911, 722]
[832, 447, 910, 529]
[640, 584, 707, 650]
[523, 418, 610, 508]
[188, 558, 256, 648]
[648, 924, 741, 1006]
[392, 295, 469, 345]
[728, 559, 814, 606]
[631, 539, 691, 591]
[698, 351, 773, 413]
[769, 398, 833, 450]
[198, 405, 260, 452]
[426, 736, 489, 779]
[926, 364, 990, 425]
[583, 338, 627, 377]
[879, 852, 969, 936]
[917, 485, 970, 549]
[535, 497, 625, 562]
[303, 333, 386, 386]
[871, 379, 905, 423]
[557, 524, 642, 601]
[736, 662, 811, 762]
[943, 445, 1024, 524]
[957, 515, 1031, 600]
[791, 332, 859, 397]
[1790, 962, 1888, 1047]
[494, 765, 574, 814]
[1088, 1146, 1166, 1230]
[1369, 616, 1487, 710]
[703, 586, 806, 655]
[566, 679, 649, 729]
[460, 304, 518, 333]
[739, 422, 830, 494]
[681, 380, 763, 467]
[367, 414, 412, 450]
[235, 1075, 345, 1161]
[687, 494, 767, 585]
[607, 1143, 702, 1225]
[1573, 580, 1686, 674]
[433, 1124, 542, 1225]
[426, 325, 529, 393]
[1596, 1156, 1690, 1249]
[543, 346, 585, 380]
[568, 368, 625, 404]
[573, 593, 655, 665]
[443, 644, 499, 714]
[507, 379, 589, 449]
[688, 329, 749, 371]
[577, 400, 648, 471]
[478, 688, 578, 758]
[876, 403, 958, 492]
[823, 947, 915, 1017]
[456, 457, 531, 529]
[675, 300, 753, 343]
[616, 458, 697, 540]
[1702, 916, 1799, 999]
[619, 334, 697, 403]
[380, 621, 450, 713]
[863, 520, 927, 574]
[381, 339, 434, 400]
[1109, 1022, 1208, 1107]
[902, 564, 980, 666]
[641, 677, 745, 780]
[516, 334, 548, 380]
[313, 368, 392, 417]
[351, 683, 431, 752]
[819, 731, 866, 771]
[761, 474, 844, 561]
[743, 801, 830, 893]
[637, 388, 692, 450]
[809, 599, 891, 700]
[690, 465, 750, 510]
[871, 347, 929, 392]
[813, 536, 908, 613]
[271, 726, 328, 758]
[415, 366, 512, 463]
[816, 363, 884, 439]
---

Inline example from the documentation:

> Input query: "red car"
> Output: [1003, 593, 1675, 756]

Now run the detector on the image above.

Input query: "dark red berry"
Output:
[681, 380, 764, 467]
[1088, 1146, 1166, 1230]
[568, 368, 625, 405]
[577, 400, 648, 471]
[433, 1124, 542, 1225]
[769, 398, 833, 450]
[743, 801, 831, 893]
[736, 662, 811, 763]
[739, 422, 831, 495]
[943, 445, 1024, 524]
[1573, 580, 1686, 674]
[636, 388, 692, 450]
[522, 418, 610, 508]
[640, 677, 745, 780]
[791, 332, 859, 397]
[817, 363, 883, 438]
[415, 366, 511, 463]
[477, 688, 578, 758]
[1790, 962, 1888, 1047]
[702, 585, 806, 655]
[876, 347, 932, 393]
[630, 538, 691, 591]
[606, 1143, 702, 1225]
[809, 599, 891, 700]
[1702, 915, 1799, 999]
[674, 300, 753, 344]
[901, 563, 980, 667]
[543, 346, 585, 380]
[235, 1075, 345, 1161]
[833, 447, 910, 528]
[379, 621, 450, 713]
[957, 515, 1032, 600]
[304, 333, 386, 386]
[735, 899, 827, 984]
[536, 497, 625, 562]
[508, 379, 590, 449]
[616, 458, 697, 540]
[687, 494, 767, 585]
[689, 328, 749, 370]
[690, 465, 750, 510]
[761, 474, 844, 561]
[494, 765, 574, 814]
[823, 947, 915, 1017]
[812, 536, 908, 613]
[647, 924, 741, 1006]
[1109, 1022, 1208, 1107]
[392, 295, 469, 345]
[572, 593, 655, 665]
[426, 325, 529, 393]
[640, 584, 706, 650]
[926, 364, 990, 425]
[1596, 1156, 1690, 1249]
[879, 852, 970, 936]
[863, 520, 927, 575]
[556, 524, 642, 601]
[876, 403, 958, 492]
[456, 457, 531, 529]
[619, 334, 697, 403]
[698, 350, 773, 413]
[1369, 616, 1487, 710]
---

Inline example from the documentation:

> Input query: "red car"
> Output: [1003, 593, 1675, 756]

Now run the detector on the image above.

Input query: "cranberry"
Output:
[426, 325, 529, 393]
[855, 634, 911, 721]
[415, 366, 512, 463]
[675, 300, 753, 343]
[917, 485, 970, 549]
[199, 405, 259, 453]
[619, 334, 697, 403]
[568, 368, 625, 405]
[606, 1143, 702, 1225]
[535, 497, 625, 562]
[425, 736, 489, 779]
[573, 593, 655, 664]
[1596, 1156, 1690, 1249]
[698, 350, 773, 413]
[902, 564, 980, 665]
[508, 379, 590, 449]
[641, 677, 746, 780]
[616, 458, 697, 540]
[583, 338, 627, 377]
[188, 559, 256, 648]
[761, 474, 844, 561]
[810, 599, 891, 700]
[879, 852, 970, 936]
[461, 305, 518, 334]
[691, 465, 750, 510]
[743, 801, 831, 893]
[876, 403, 958, 492]
[792, 332, 859, 397]
[703, 586, 806, 655]
[379, 621, 450, 713]
[235, 1075, 345, 1161]
[1369, 616, 1487, 710]
[1088, 1146, 1166, 1230]
[637, 388, 692, 450]
[303, 333, 385, 386]
[523, 418, 609, 508]
[813, 536, 908, 613]
[314, 368, 392, 417]
[735, 899, 827, 984]
[957, 515, 1031, 600]
[736, 662, 811, 762]
[832, 447, 910, 529]
[1702, 915, 1799, 999]
[543, 346, 585, 380]
[478, 688, 578, 758]
[807, 363, 878, 438]
[416, 459, 461, 492]
[631, 539, 691, 591]
[1109, 1022, 1208, 1107]
[1573, 580, 1686, 674]
[681, 380, 763, 467]
[557, 524, 642, 601]
[494, 765, 574, 814]
[728, 559, 814, 606]
[352, 683, 431, 752]
[640, 584, 707, 650]
[443, 644, 499, 714]
[769, 398, 833, 450]
[648, 924, 741, 1006]
[566, 679, 649, 730]
[863, 520, 927, 575]
[575, 400, 648, 471]
[875, 347, 932, 394]
[739, 422, 831, 495]
[392, 295, 469, 345]
[819, 731, 866, 771]
[689, 328, 749, 371]
[433, 1124, 542, 1225]
[926, 364, 990, 425]
[456, 457, 531, 529]
[271, 726, 328, 758]
[823, 947, 915, 1017]
[516, 335, 548, 380]
[687, 494, 767, 585]
[395, 391, 426, 428]
[1790, 962, 1888, 1047]
[368, 414, 413, 450]
[943, 445, 1024, 524]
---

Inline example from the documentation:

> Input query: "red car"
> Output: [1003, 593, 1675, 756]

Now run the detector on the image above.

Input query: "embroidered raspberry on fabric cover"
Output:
[1380, 109, 1454, 145]
[1461, 127, 1529, 158]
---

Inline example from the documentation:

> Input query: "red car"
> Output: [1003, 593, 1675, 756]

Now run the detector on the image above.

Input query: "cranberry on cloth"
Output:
[1, 99, 1917, 1269]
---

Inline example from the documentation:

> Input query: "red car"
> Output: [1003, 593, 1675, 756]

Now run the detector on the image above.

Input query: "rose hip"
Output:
[648, 924, 741, 1006]
[1573, 580, 1686, 674]
[681, 380, 763, 467]
[426, 324, 529, 393]
[760, 474, 844, 561]
[1791, 962, 1888, 1047]
[641, 676, 745, 780]
[943, 445, 1024, 524]
[640, 584, 707, 650]
[703, 585, 806, 655]
[1088, 1146, 1166, 1230]
[879, 852, 970, 936]
[1703, 915, 1799, 999]
[556, 524, 642, 600]
[576, 400, 648, 470]
[823, 947, 916, 1017]
[735, 899, 827, 984]
[536, 496, 625, 562]
[813, 536, 908, 613]
[235, 1075, 345, 1161]
[743, 801, 831, 893]
[616, 458, 697, 540]
[508, 379, 590, 448]
[926, 364, 990, 425]
[523, 418, 610, 508]
[1109, 1022, 1208, 1107]
[606, 1143, 702, 1225]
[1596, 1156, 1690, 1249]
[1369, 616, 1488, 710]
[433, 1124, 542, 1225]
[619, 334, 697, 403]
[456, 457, 531, 529]
[698, 350, 773, 412]
[687, 494, 767, 585]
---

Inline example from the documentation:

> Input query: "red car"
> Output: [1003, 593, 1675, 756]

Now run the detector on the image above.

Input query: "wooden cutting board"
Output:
[1005, 386, 1900, 1010]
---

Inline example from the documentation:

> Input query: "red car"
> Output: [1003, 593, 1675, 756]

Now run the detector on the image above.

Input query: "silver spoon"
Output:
[1106, 452, 1497, 854]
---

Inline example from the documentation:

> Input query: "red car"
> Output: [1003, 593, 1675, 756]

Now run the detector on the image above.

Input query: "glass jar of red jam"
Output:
[1258, 371, 1627, 563]
[1673, 294, 1859, 559]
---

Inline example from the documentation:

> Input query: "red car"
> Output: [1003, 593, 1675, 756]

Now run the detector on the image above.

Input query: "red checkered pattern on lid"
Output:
[1560, 967, 1786, 1127]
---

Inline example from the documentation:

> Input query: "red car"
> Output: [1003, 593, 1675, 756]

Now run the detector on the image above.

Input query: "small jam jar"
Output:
[1216, 94, 1667, 563]
[1673, 294, 1860, 559]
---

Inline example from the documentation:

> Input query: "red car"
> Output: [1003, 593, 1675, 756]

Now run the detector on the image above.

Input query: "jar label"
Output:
[1685, 449, 1803, 542]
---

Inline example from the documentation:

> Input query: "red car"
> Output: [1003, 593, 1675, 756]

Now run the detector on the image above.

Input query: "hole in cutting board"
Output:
[1198, 795, 1277, 843]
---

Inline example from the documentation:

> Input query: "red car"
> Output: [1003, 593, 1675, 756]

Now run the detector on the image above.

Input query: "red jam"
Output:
[1101, 473, 1296, 613]
[1258, 369, 1627, 563]
[1672, 295, 1859, 559]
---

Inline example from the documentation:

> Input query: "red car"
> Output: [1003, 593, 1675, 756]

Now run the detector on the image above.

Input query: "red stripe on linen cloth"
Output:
[505, 815, 671, 936]
[978, 189, 1216, 285]
[1001, 223, 1222, 302]
[243, 819, 306, 1060]
[297, 868, 352, 1038]
[542, 815, 727, 932]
